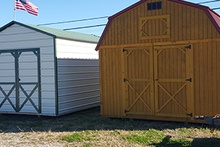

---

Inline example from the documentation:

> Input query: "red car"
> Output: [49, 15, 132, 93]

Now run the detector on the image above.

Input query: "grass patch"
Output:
[60, 131, 96, 142]
[122, 129, 166, 144]
[154, 136, 192, 147]
[1, 107, 220, 146]
[122, 131, 192, 146]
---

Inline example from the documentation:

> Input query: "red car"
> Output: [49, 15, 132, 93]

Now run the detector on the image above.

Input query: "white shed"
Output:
[0, 21, 100, 116]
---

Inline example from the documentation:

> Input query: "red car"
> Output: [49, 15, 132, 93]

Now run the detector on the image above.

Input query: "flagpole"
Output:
[14, 0, 16, 21]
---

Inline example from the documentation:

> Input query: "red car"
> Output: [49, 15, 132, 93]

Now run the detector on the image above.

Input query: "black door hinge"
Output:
[125, 109, 129, 113]
[186, 78, 192, 82]
[122, 48, 128, 52]
[186, 113, 193, 117]
[185, 45, 191, 49]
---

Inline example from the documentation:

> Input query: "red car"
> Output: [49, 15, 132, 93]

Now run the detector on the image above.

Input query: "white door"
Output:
[0, 49, 41, 114]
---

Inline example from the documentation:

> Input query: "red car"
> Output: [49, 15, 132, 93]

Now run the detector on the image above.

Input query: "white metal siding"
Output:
[57, 59, 100, 115]
[0, 24, 56, 116]
[0, 53, 15, 112]
[56, 38, 98, 59]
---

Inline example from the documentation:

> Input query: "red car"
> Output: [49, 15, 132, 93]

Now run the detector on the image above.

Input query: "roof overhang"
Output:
[95, 0, 220, 51]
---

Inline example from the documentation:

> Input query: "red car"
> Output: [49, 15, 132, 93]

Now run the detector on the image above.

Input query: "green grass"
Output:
[60, 131, 96, 142]
[121, 129, 192, 146]
[122, 129, 165, 144]
[1, 107, 220, 146]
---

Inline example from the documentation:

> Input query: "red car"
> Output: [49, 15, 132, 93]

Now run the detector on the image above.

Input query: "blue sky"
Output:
[0, 0, 220, 36]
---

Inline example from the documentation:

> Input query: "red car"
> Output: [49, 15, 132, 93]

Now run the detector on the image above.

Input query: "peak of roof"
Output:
[0, 21, 100, 43]
[96, 0, 220, 50]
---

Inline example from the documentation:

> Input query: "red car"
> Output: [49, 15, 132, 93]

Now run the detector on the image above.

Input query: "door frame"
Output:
[122, 46, 154, 116]
[122, 44, 194, 118]
[154, 44, 194, 118]
[0, 48, 42, 113]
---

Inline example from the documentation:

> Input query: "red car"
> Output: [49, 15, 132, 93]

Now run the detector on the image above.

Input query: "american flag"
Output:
[15, 0, 38, 16]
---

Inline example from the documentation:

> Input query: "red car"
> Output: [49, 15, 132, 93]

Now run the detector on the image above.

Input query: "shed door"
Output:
[123, 47, 154, 115]
[0, 49, 41, 114]
[154, 45, 193, 118]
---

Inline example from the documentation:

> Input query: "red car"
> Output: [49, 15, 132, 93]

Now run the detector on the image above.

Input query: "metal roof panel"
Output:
[0, 21, 99, 43]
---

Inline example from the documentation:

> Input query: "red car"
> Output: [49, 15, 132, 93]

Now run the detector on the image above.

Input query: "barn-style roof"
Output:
[0, 21, 99, 43]
[95, 0, 220, 50]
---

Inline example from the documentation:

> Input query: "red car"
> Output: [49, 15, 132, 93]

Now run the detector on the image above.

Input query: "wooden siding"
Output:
[98, 0, 220, 122]
[193, 41, 220, 116]
[100, 0, 220, 47]
[99, 48, 124, 117]
[0, 24, 56, 116]
[56, 39, 98, 59]
[57, 59, 100, 115]
[100, 41, 220, 120]
[123, 47, 154, 116]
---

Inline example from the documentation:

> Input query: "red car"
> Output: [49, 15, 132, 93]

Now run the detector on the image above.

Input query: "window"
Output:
[147, 1, 162, 10]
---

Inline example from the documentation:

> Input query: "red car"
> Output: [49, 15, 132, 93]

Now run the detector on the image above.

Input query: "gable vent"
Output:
[147, 1, 162, 10]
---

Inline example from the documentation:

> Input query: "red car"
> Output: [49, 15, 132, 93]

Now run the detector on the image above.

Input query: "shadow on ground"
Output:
[0, 107, 218, 133]
[152, 135, 220, 147]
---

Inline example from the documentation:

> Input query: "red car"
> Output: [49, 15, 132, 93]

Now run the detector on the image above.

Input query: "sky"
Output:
[0, 0, 220, 36]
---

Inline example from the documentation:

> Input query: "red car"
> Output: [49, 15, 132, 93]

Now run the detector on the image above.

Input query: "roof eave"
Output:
[169, 0, 220, 34]
[95, 0, 220, 51]
[95, 0, 147, 51]
[0, 21, 57, 38]
[56, 36, 98, 44]
[1, 21, 99, 44]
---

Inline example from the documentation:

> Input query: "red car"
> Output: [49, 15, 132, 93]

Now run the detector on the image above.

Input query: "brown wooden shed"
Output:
[96, 0, 220, 122]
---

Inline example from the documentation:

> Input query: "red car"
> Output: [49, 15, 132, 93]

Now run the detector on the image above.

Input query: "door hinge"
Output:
[122, 48, 128, 52]
[186, 113, 193, 117]
[185, 45, 191, 49]
[125, 109, 129, 113]
[186, 78, 192, 82]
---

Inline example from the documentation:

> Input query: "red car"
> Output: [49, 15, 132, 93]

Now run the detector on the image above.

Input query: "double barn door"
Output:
[0, 49, 41, 113]
[123, 45, 193, 118]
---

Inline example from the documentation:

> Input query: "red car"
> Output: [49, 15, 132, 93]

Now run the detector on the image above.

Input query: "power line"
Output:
[213, 7, 220, 10]
[38, 16, 109, 26]
[63, 24, 106, 30]
[197, 0, 220, 4]
[37, 0, 220, 31]
[62, 1, 220, 31]
[37, 1, 219, 27]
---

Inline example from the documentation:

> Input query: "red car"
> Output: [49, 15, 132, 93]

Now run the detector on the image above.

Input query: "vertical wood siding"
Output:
[0, 24, 56, 116]
[98, 0, 220, 122]
[99, 48, 124, 117]
[193, 41, 220, 116]
[57, 59, 100, 115]
[101, 0, 220, 47]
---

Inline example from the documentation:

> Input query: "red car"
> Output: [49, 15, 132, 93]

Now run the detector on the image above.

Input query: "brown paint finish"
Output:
[97, 0, 220, 122]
